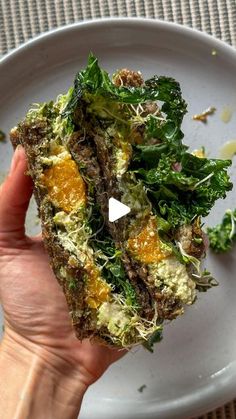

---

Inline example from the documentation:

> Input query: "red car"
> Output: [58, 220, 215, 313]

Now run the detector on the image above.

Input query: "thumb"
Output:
[0, 146, 33, 239]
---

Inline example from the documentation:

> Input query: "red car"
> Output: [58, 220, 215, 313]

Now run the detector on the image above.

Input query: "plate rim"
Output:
[1, 17, 236, 67]
[1, 17, 236, 419]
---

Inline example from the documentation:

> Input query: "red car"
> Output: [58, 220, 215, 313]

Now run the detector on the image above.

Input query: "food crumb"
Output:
[219, 140, 236, 159]
[220, 106, 233, 123]
[211, 49, 218, 56]
[192, 147, 206, 158]
[192, 106, 216, 123]
[138, 384, 147, 393]
[0, 130, 6, 142]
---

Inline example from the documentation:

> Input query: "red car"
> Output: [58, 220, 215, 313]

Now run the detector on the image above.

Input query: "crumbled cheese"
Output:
[120, 178, 151, 215]
[58, 230, 90, 263]
[115, 143, 132, 178]
[54, 210, 93, 263]
[41, 148, 71, 166]
[54, 210, 77, 227]
[116, 148, 128, 177]
[150, 257, 196, 305]
[98, 300, 131, 337]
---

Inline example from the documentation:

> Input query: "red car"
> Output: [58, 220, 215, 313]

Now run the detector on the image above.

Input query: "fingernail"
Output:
[10, 145, 23, 172]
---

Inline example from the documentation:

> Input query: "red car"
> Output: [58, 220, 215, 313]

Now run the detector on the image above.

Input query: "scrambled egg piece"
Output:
[127, 217, 171, 264]
[150, 257, 196, 305]
[41, 147, 86, 212]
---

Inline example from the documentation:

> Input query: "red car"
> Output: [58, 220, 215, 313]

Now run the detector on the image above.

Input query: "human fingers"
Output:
[0, 146, 33, 240]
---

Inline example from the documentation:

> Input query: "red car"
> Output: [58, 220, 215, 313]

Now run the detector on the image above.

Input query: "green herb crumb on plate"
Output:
[0, 130, 6, 142]
[208, 209, 236, 253]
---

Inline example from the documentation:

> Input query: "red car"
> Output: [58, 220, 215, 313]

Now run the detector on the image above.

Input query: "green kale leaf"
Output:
[207, 209, 236, 253]
[133, 150, 232, 227]
[143, 328, 163, 353]
[62, 54, 232, 229]
[62, 53, 187, 130]
[88, 204, 139, 307]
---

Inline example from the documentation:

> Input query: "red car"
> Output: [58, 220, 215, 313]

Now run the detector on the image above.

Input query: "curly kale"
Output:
[133, 148, 232, 227]
[88, 204, 139, 308]
[62, 53, 187, 132]
[62, 54, 232, 228]
[207, 209, 236, 253]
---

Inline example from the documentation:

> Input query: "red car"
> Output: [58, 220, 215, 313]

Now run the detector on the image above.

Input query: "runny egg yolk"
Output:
[41, 157, 86, 213]
[127, 217, 171, 264]
[85, 263, 111, 309]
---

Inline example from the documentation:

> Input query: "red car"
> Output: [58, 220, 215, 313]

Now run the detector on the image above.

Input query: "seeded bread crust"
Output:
[10, 120, 96, 341]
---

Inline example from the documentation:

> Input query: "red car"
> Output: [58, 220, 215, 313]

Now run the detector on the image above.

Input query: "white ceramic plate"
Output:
[0, 19, 236, 419]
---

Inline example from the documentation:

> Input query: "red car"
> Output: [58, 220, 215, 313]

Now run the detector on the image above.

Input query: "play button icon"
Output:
[108, 197, 131, 222]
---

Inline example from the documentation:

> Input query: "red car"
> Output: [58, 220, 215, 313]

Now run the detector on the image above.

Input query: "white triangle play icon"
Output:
[108, 197, 131, 222]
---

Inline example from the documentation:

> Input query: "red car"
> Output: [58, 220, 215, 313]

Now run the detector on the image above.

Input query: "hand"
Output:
[0, 146, 125, 417]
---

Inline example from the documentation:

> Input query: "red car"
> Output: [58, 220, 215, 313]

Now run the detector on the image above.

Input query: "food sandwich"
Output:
[10, 55, 232, 350]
